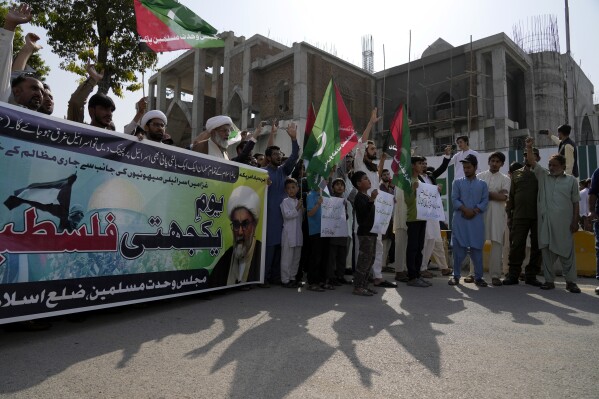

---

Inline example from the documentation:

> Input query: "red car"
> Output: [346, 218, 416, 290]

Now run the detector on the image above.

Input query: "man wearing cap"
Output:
[139, 110, 172, 144]
[208, 186, 262, 288]
[548, 125, 578, 178]
[88, 92, 116, 130]
[525, 137, 581, 293]
[503, 147, 543, 286]
[192, 115, 234, 159]
[448, 154, 489, 287]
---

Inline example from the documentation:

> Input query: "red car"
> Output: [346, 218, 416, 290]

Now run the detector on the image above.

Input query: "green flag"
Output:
[390, 104, 412, 194]
[305, 80, 339, 190]
[134, 0, 224, 52]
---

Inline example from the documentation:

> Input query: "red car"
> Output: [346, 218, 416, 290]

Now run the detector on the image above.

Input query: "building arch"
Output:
[229, 89, 244, 128]
[580, 114, 593, 145]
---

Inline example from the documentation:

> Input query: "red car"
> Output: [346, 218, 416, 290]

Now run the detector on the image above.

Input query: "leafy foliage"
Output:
[27, 0, 157, 96]
[0, 4, 50, 79]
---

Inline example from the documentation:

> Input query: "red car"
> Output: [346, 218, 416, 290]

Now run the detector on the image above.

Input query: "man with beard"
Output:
[525, 137, 581, 293]
[208, 186, 262, 288]
[87, 93, 116, 130]
[0, 3, 39, 106]
[262, 122, 299, 286]
[137, 110, 173, 144]
[38, 83, 54, 115]
[192, 115, 234, 159]
[9, 72, 43, 110]
[503, 147, 543, 286]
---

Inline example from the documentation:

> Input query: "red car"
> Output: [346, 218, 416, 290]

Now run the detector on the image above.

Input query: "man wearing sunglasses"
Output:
[209, 186, 262, 288]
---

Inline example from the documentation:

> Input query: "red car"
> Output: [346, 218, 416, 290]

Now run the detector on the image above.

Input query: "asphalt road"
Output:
[1, 275, 598, 399]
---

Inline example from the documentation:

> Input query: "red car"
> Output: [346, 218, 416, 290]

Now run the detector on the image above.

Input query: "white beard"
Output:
[212, 133, 228, 149]
[233, 242, 247, 260]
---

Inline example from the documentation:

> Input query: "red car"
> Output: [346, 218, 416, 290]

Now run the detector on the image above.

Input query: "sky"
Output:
[21, 0, 599, 133]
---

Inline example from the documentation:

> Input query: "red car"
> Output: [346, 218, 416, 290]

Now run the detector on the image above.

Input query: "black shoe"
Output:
[595, 286, 599, 295]
[540, 282, 555, 290]
[525, 278, 543, 287]
[475, 279, 488, 287]
[502, 276, 519, 285]
[566, 282, 581, 293]
[448, 277, 460, 286]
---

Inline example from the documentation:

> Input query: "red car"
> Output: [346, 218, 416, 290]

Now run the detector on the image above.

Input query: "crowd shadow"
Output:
[0, 277, 597, 396]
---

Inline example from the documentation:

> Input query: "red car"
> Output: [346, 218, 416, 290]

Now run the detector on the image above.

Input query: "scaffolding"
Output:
[391, 36, 494, 154]
[512, 15, 560, 54]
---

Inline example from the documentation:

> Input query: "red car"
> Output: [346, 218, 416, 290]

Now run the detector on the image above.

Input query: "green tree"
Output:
[27, 0, 157, 97]
[0, 4, 50, 79]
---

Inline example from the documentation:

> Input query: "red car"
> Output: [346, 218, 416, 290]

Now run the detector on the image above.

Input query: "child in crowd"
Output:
[280, 178, 303, 288]
[328, 178, 351, 285]
[306, 188, 329, 291]
[350, 171, 378, 296]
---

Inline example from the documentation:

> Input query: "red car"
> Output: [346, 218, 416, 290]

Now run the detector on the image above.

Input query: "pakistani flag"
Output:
[134, 0, 224, 52]
[226, 121, 244, 147]
[335, 85, 357, 159]
[390, 105, 412, 194]
[304, 79, 339, 190]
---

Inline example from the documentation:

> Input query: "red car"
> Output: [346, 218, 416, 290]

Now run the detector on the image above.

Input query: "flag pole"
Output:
[407, 30, 411, 112]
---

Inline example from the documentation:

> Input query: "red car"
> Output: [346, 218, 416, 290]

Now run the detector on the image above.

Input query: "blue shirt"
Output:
[307, 190, 322, 236]
[451, 177, 488, 249]
[263, 140, 299, 246]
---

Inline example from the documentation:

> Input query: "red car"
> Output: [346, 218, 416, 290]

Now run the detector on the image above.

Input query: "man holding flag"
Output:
[389, 104, 430, 286]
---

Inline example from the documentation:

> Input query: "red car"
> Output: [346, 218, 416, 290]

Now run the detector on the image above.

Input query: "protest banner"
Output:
[370, 190, 394, 235]
[0, 103, 267, 323]
[320, 196, 348, 237]
[416, 182, 445, 221]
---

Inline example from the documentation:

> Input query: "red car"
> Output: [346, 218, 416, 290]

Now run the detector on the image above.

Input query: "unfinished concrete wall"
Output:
[531, 51, 566, 144]
[563, 54, 596, 143]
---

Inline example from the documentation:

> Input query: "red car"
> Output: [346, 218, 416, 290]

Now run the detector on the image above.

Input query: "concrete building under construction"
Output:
[146, 17, 597, 159]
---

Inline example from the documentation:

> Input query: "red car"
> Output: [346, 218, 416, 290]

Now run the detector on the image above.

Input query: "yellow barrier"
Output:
[442, 230, 597, 277]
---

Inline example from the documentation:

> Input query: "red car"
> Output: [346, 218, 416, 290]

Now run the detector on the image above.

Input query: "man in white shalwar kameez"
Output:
[476, 152, 511, 286]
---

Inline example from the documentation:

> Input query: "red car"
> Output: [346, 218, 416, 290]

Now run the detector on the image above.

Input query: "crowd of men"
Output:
[2, 3, 598, 325]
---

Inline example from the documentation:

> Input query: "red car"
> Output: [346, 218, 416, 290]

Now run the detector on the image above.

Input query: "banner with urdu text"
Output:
[0, 103, 267, 323]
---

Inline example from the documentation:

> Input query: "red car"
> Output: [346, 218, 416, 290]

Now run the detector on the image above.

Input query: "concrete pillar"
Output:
[492, 47, 509, 150]
[174, 77, 181, 101]
[523, 66, 536, 134]
[211, 56, 221, 99]
[156, 71, 166, 112]
[148, 82, 156, 111]
[293, 43, 308, 148]
[191, 48, 206, 140]
[221, 32, 236, 115]
[241, 46, 251, 129]
[474, 51, 486, 149]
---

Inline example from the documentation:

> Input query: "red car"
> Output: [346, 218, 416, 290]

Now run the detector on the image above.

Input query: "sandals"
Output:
[307, 284, 325, 292]
[352, 288, 373, 296]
